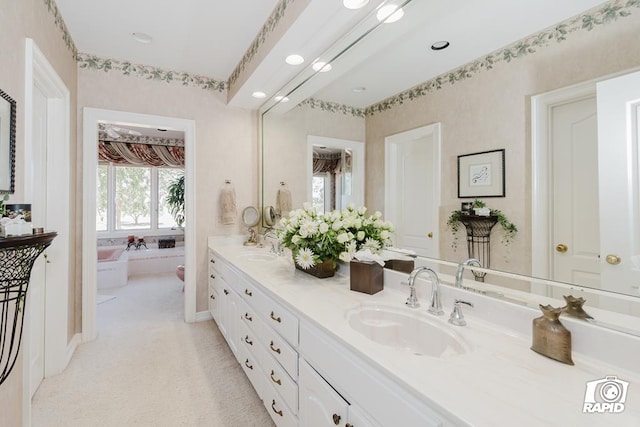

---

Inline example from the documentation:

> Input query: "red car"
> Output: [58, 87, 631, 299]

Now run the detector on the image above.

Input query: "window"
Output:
[97, 164, 183, 234]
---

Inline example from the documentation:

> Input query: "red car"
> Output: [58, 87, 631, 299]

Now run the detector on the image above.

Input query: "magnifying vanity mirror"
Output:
[259, 0, 640, 335]
[242, 206, 260, 246]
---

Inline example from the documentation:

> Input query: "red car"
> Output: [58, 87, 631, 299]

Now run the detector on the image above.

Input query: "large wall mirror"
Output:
[260, 0, 640, 332]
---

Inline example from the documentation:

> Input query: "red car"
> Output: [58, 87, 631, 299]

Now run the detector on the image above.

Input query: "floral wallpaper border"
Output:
[364, 0, 640, 116]
[43, 0, 78, 58]
[227, 0, 297, 88]
[78, 53, 227, 92]
[299, 98, 365, 119]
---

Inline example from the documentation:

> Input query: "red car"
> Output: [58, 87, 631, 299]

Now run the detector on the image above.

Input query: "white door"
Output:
[385, 124, 441, 257]
[550, 96, 601, 291]
[29, 84, 48, 397]
[597, 70, 640, 306]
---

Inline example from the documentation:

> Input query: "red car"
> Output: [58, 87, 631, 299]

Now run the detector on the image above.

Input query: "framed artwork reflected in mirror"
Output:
[457, 149, 505, 198]
[0, 89, 16, 194]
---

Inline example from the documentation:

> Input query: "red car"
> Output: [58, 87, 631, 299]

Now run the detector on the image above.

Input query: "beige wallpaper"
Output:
[365, 11, 640, 277]
[0, 0, 78, 424]
[262, 104, 365, 212]
[78, 70, 258, 313]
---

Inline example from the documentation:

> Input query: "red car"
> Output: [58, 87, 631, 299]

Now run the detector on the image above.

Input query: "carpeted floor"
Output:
[31, 273, 274, 427]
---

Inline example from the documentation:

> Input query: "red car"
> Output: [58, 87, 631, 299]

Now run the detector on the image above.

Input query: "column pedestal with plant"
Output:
[458, 214, 498, 282]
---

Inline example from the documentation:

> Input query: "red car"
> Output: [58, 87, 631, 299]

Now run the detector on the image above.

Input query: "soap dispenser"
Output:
[531, 304, 574, 365]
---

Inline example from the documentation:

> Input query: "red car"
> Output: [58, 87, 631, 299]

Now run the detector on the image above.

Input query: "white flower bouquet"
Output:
[277, 203, 394, 271]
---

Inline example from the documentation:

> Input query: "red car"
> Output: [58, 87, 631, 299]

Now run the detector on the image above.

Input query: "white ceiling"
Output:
[56, 0, 610, 111]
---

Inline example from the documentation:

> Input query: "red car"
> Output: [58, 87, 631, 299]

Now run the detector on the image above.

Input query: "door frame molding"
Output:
[384, 123, 441, 258]
[531, 81, 596, 284]
[23, 38, 72, 422]
[82, 108, 197, 343]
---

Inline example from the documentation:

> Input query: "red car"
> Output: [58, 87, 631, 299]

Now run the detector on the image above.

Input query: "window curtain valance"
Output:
[98, 140, 185, 167]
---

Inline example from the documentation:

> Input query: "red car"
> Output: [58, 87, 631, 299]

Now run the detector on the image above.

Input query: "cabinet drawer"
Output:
[255, 295, 299, 347]
[237, 298, 262, 340]
[263, 384, 297, 427]
[261, 350, 298, 415]
[261, 325, 298, 379]
[238, 343, 265, 401]
[238, 320, 260, 360]
[208, 283, 219, 321]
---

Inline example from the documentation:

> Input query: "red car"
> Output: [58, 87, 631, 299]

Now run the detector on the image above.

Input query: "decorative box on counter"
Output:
[158, 238, 176, 249]
[383, 258, 414, 274]
[1, 222, 33, 237]
[350, 260, 384, 295]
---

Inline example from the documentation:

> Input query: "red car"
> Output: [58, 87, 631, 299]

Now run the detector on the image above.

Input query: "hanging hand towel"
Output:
[276, 188, 292, 218]
[220, 187, 237, 225]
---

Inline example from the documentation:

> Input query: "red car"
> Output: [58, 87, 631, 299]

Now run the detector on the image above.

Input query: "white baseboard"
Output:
[195, 311, 212, 322]
[66, 333, 82, 366]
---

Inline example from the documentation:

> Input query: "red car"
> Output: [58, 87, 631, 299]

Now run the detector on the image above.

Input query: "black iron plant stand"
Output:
[458, 215, 497, 282]
[0, 232, 56, 385]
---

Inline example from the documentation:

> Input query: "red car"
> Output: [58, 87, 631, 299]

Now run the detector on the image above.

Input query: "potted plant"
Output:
[447, 199, 517, 250]
[277, 204, 394, 278]
[166, 173, 185, 228]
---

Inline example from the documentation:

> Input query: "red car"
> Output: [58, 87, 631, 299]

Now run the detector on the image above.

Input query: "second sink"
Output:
[346, 304, 471, 358]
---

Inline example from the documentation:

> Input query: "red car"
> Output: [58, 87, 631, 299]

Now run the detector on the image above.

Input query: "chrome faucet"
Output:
[455, 258, 481, 288]
[264, 230, 284, 256]
[406, 266, 444, 315]
[449, 299, 474, 326]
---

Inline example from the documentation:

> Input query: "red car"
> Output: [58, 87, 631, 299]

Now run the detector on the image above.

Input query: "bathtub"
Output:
[125, 246, 185, 277]
[97, 247, 128, 289]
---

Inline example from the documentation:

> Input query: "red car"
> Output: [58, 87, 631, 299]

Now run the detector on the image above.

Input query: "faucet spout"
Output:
[455, 258, 481, 288]
[406, 266, 444, 315]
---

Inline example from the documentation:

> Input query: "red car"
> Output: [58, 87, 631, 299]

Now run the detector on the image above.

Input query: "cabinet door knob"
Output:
[244, 359, 253, 370]
[244, 335, 253, 346]
[210, 274, 215, 279]
[270, 370, 282, 385]
[244, 289, 253, 297]
[332, 414, 341, 425]
[244, 313, 252, 321]
[427, 232, 433, 238]
[210, 259, 215, 264]
[210, 294, 215, 300]
[223, 289, 229, 295]
[606, 254, 621, 265]
[271, 400, 283, 417]
[269, 340, 281, 354]
[270, 311, 282, 323]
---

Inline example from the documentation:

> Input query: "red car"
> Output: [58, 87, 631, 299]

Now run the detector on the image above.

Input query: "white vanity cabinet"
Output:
[208, 250, 239, 359]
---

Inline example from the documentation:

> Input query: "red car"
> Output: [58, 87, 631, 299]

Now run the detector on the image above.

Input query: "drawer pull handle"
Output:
[244, 289, 252, 296]
[223, 289, 229, 295]
[210, 259, 215, 264]
[210, 294, 215, 300]
[269, 341, 281, 354]
[346, 424, 353, 427]
[244, 335, 253, 346]
[270, 311, 282, 323]
[270, 370, 282, 385]
[244, 313, 252, 321]
[333, 414, 341, 425]
[244, 359, 253, 370]
[210, 274, 215, 279]
[271, 400, 283, 417]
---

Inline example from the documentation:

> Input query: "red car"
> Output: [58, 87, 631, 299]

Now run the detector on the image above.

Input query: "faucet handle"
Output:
[406, 286, 420, 308]
[449, 299, 474, 326]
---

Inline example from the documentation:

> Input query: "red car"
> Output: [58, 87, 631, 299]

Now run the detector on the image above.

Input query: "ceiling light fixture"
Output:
[131, 32, 153, 44]
[376, 5, 404, 23]
[343, 0, 369, 10]
[252, 91, 267, 99]
[285, 54, 305, 65]
[352, 86, 366, 93]
[274, 96, 290, 103]
[312, 62, 332, 72]
[431, 41, 450, 51]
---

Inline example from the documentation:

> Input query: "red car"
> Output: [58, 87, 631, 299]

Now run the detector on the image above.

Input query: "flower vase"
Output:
[294, 258, 336, 278]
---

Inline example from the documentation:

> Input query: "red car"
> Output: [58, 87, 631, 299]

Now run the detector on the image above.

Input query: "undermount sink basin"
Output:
[346, 305, 471, 358]
[238, 252, 277, 262]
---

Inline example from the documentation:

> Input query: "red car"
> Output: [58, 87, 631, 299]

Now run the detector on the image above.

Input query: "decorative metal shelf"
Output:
[0, 232, 56, 385]
[458, 215, 498, 282]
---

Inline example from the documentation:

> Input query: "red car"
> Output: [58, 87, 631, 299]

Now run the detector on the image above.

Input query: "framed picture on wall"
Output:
[457, 149, 505, 198]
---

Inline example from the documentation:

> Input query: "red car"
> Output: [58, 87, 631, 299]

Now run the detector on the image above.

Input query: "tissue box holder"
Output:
[1, 223, 33, 237]
[384, 259, 415, 274]
[350, 260, 384, 295]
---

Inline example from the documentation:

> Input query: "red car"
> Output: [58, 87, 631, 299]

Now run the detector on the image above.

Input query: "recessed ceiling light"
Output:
[343, 0, 369, 10]
[377, 5, 404, 23]
[431, 41, 450, 51]
[352, 86, 366, 93]
[312, 62, 332, 72]
[252, 91, 267, 99]
[285, 54, 305, 65]
[274, 95, 290, 103]
[131, 32, 152, 44]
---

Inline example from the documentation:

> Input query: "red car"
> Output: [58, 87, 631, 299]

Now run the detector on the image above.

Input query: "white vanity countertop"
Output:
[209, 238, 640, 427]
